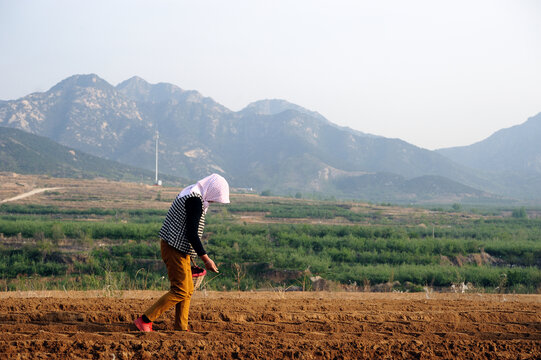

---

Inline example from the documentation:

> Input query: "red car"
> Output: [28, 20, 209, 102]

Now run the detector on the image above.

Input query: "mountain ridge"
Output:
[436, 113, 541, 198]
[0, 74, 537, 202]
[437, 113, 541, 174]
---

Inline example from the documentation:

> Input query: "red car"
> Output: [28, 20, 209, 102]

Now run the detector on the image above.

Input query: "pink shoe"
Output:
[134, 316, 153, 332]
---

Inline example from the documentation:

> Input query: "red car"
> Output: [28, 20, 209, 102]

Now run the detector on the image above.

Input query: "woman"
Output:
[134, 173, 229, 332]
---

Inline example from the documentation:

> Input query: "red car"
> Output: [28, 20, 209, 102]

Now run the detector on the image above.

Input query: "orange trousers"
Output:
[144, 240, 194, 330]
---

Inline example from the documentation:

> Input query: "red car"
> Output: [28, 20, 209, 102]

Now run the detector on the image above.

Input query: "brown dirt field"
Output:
[0, 291, 539, 359]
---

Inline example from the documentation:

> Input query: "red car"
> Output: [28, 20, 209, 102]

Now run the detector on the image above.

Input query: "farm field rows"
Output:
[1, 174, 540, 359]
[0, 291, 539, 359]
[1, 173, 540, 293]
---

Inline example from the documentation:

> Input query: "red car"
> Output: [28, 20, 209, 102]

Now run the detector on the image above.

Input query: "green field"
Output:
[0, 199, 540, 293]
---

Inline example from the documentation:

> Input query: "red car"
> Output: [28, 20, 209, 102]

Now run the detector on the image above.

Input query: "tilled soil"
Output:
[0, 291, 539, 359]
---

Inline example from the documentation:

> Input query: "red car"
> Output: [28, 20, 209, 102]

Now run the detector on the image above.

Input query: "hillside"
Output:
[437, 113, 541, 174]
[0, 73, 533, 202]
[436, 113, 541, 198]
[0, 127, 181, 184]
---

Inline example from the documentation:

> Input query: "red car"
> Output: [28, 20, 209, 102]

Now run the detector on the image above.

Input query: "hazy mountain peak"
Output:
[436, 112, 541, 176]
[116, 76, 154, 101]
[116, 76, 206, 104]
[242, 99, 327, 120]
[116, 77, 231, 114]
[242, 99, 379, 139]
[118, 75, 149, 86]
[50, 73, 112, 93]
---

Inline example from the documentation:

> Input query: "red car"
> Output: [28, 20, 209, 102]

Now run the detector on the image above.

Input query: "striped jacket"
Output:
[159, 193, 205, 256]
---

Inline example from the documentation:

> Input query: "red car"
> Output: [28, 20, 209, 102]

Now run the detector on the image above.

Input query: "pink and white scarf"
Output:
[178, 173, 230, 213]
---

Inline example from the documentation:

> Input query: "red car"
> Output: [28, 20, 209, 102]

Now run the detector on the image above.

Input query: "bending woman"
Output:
[135, 173, 229, 332]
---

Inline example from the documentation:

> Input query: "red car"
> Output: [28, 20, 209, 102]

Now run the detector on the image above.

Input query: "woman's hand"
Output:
[200, 254, 219, 273]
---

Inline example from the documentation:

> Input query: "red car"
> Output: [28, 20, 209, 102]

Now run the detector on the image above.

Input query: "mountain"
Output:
[241, 99, 380, 139]
[437, 113, 541, 174]
[0, 74, 153, 162]
[436, 113, 541, 198]
[0, 126, 181, 183]
[116, 77, 493, 196]
[242, 99, 328, 122]
[0, 74, 525, 202]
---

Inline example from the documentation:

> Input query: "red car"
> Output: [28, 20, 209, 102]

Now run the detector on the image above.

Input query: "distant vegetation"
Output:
[0, 199, 539, 293]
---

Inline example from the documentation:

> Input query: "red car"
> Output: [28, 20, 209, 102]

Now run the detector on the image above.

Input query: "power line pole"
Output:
[155, 130, 159, 185]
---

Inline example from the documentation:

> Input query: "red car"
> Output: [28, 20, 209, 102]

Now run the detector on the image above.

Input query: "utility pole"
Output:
[155, 130, 160, 186]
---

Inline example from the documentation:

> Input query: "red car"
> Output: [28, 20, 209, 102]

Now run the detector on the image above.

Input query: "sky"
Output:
[1, 0, 540, 150]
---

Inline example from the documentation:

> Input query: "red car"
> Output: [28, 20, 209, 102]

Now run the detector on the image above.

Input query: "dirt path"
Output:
[0, 187, 62, 203]
[0, 291, 539, 359]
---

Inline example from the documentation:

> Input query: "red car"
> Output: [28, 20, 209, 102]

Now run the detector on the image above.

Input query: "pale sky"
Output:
[1, 0, 540, 150]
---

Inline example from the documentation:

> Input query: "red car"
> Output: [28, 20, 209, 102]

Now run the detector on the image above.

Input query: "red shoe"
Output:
[135, 316, 153, 332]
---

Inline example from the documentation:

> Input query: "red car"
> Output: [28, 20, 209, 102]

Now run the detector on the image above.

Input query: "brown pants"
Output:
[144, 240, 194, 330]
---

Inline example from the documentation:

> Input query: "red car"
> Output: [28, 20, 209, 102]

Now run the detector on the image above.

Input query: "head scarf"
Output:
[178, 173, 230, 213]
